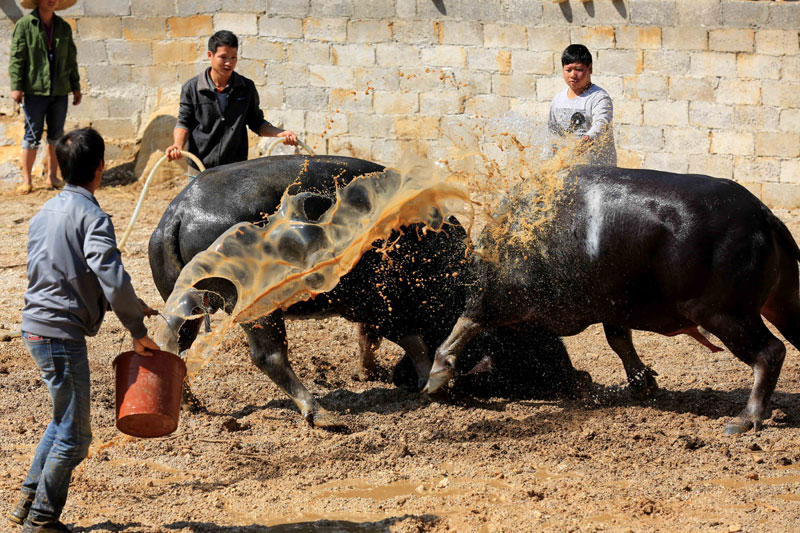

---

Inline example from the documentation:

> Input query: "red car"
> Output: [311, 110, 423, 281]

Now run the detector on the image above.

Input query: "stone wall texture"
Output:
[1, 0, 799, 205]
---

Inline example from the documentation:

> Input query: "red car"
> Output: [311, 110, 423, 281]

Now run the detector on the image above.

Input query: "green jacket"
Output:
[9, 9, 79, 96]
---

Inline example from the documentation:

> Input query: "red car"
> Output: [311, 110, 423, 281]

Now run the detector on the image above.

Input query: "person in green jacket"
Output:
[9, 0, 81, 195]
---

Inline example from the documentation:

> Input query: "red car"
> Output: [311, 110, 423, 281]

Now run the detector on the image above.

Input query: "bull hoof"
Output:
[352, 365, 389, 383]
[424, 388, 450, 403]
[351, 367, 375, 382]
[627, 368, 658, 400]
[306, 410, 346, 430]
[724, 417, 762, 435]
[392, 358, 419, 391]
[423, 364, 455, 395]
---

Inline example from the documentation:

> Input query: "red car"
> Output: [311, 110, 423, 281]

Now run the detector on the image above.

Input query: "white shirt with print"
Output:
[548, 84, 617, 166]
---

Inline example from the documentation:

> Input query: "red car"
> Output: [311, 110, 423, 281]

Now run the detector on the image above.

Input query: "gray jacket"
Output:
[22, 185, 147, 341]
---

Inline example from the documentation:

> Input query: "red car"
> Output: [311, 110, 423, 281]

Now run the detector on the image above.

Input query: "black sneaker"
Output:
[7, 494, 34, 526]
[22, 519, 71, 533]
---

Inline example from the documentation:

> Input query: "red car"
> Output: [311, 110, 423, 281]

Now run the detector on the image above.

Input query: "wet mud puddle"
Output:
[209, 473, 557, 529]
[707, 463, 800, 506]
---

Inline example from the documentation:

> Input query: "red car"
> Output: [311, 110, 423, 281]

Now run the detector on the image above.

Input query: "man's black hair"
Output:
[55, 128, 104, 186]
[561, 44, 593, 67]
[208, 30, 238, 53]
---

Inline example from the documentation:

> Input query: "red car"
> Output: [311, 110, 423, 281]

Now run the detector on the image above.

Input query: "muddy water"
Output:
[440, 116, 588, 251]
[216, 474, 524, 529]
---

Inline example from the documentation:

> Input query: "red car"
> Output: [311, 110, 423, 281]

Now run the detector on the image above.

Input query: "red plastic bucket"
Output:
[113, 350, 186, 438]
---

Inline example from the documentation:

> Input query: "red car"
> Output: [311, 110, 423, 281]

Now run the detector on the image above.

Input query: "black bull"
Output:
[148, 155, 585, 428]
[425, 166, 800, 434]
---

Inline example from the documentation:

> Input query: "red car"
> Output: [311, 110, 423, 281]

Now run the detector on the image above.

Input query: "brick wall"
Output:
[1, 0, 798, 205]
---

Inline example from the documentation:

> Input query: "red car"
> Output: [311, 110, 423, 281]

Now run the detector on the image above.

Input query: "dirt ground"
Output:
[1, 170, 799, 533]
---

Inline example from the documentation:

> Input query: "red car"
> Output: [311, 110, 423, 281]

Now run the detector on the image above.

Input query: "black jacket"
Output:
[176, 69, 269, 170]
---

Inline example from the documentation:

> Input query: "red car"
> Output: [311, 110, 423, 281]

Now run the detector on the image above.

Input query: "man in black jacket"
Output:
[165, 30, 297, 174]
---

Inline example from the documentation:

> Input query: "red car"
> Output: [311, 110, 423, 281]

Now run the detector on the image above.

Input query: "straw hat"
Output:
[20, 0, 78, 10]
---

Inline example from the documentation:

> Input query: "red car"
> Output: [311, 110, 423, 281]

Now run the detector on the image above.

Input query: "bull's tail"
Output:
[769, 210, 800, 263]
[148, 210, 186, 302]
[761, 210, 800, 356]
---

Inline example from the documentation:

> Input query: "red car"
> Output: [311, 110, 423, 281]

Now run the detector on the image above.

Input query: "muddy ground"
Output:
[1, 171, 799, 533]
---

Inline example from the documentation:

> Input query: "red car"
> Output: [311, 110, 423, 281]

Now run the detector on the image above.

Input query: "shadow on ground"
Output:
[264, 382, 800, 428]
[73, 514, 438, 532]
[162, 514, 437, 532]
[102, 161, 138, 187]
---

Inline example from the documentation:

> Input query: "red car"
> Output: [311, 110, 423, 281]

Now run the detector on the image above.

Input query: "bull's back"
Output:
[470, 166, 780, 332]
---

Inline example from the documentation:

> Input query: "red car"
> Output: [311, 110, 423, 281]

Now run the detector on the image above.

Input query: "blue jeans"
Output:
[21, 94, 68, 150]
[20, 332, 92, 522]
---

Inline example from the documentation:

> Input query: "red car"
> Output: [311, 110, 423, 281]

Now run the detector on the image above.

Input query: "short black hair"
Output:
[55, 128, 105, 186]
[561, 44, 593, 67]
[208, 30, 238, 53]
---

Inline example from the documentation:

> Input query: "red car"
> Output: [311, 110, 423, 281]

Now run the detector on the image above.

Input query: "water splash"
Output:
[163, 155, 472, 375]
[437, 113, 588, 259]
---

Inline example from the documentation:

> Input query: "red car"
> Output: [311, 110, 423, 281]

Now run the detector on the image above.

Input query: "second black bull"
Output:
[425, 166, 800, 434]
[148, 155, 584, 428]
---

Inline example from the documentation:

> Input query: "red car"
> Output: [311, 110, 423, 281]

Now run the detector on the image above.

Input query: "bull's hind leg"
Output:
[695, 313, 786, 434]
[763, 302, 800, 351]
[243, 313, 345, 430]
[603, 324, 658, 398]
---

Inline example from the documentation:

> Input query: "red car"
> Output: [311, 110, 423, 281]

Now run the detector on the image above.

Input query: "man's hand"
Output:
[11, 90, 22, 104]
[165, 144, 184, 162]
[278, 130, 298, 146]
[138, 298, 158, 317]
[133, 335, 160, 356]
[72, 90, 82, 105]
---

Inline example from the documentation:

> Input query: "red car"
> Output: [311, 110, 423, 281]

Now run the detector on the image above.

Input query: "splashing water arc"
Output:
[163, 161, 472, 375]
[163, 115, 591, 375]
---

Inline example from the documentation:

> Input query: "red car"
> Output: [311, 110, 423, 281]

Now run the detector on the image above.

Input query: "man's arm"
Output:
[244, 79, 298, 146]
[585, 92, 613, 138]
[258, 122, 298, 146]
[133, 335, 160, 356]
[166, 126, 190, 161]
[65, 23, 81, 104]
[166, 81, 197, 161]
[547, 100, 561, 136]
[83, 215, 149, 341]
[9, 22, 27, 100]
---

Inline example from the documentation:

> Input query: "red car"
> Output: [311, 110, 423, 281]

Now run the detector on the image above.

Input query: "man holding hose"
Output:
[165, 30, 297, 177]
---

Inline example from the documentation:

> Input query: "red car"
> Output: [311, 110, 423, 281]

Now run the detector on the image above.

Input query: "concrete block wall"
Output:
[0, 0, 798, 205]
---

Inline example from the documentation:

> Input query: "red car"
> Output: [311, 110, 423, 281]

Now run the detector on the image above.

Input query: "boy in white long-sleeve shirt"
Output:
[548, 44, 617, 166]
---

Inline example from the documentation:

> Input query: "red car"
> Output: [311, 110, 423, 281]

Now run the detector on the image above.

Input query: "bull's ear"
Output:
[303, 194, 333, 221]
